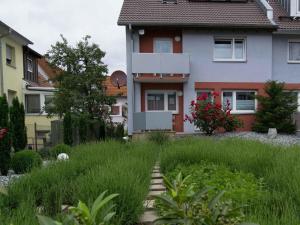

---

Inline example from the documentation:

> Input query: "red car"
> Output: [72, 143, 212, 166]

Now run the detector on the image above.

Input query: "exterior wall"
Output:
[140, 83, 184, 132]
[272, 34, 300, 83]
[182, 30, 273, 132]
[1, 36, 24, 102]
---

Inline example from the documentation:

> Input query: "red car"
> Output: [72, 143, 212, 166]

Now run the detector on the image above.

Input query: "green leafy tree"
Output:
[253, 81, 298, 134]
[10, 97, 27, 151]
[0, 94, 11, 175]
[46, 35, 115, 122]
[63, 112, 73, 146]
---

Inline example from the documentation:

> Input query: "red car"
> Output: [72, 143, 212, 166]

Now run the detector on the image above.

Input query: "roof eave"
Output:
[0, 20, 33, 45]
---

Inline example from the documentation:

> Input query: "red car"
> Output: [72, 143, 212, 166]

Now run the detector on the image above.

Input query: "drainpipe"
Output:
[0, 29, 12, 96]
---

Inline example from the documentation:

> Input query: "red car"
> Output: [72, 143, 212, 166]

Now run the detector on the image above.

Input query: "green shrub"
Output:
[0, 141, 157, 225]
[38, 147, 51, 160]
[50, 144, 72, 158]
[148, 131, 170, 145]
[11, 150, 42, 174]
[253, 81, 297, 134]
[63, 112, 73, 146]
[115, 123, 125, 139]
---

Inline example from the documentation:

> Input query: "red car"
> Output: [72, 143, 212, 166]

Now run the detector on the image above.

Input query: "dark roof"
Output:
[269, 0, 300, 32]
[118, 0, 276, 28]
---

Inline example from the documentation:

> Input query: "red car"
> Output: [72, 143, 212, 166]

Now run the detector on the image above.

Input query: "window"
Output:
[44, 95, 54, 113]
[27, 58, 33, 73]
[146, 91, 178, 113]
[222, 91, 256, 113]
[111, 105, 121, 116]
[154, 38, 173, 53]
[214, 38, 246, 61]
[288, 41, 300, 63]
[25, 94, 41, 114]
[6, 45, 15, 66]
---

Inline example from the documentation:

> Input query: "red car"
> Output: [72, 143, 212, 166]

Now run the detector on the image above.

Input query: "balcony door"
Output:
[154, 38, 173, 53]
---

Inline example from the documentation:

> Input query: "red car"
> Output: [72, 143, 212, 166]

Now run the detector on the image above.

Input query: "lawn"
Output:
[1, 137, 300, 225]
[0, 141, 158, 225]
[160, 137, 300, 225]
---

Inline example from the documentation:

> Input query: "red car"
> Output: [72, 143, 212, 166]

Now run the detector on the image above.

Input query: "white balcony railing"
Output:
[133, 112, 173, 131]
[132, 53, 190, 74]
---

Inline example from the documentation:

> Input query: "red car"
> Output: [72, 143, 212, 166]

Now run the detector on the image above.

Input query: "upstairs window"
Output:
[288, 41, 300, 63]
[111, 105, 122, 116]
[6, 45, 15, 66]
[154, 38, 173, 53]
[25, 94, 41, 114]
[27, 58, 33, 73]
[214, 38, 246, 61]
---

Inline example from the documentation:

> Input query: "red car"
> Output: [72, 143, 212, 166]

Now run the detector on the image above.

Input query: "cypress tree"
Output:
[253, 81, 298, 134]
[63, 112, 73, 146]
[10, 97, 27, 151]
[0, 94, 11, 175]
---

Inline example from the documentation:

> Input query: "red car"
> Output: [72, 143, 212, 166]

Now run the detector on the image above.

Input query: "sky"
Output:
[0, 0, 126, 74]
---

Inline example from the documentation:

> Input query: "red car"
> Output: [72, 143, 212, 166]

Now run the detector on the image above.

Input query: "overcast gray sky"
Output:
[0, 0, 126, 74]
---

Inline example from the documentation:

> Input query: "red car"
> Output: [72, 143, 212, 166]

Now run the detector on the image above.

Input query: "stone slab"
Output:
[143, 199, 155, 209]
[151, 179, 163, 185]
[151, 173, 163, 179]
[139, 210, 158, 224]
[148, 190, 165, 199]
[150, 184, 166, 191]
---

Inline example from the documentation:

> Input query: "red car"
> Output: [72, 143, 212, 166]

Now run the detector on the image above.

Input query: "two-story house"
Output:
[0, 21, 32, 105]
[118, 0, 300, 135]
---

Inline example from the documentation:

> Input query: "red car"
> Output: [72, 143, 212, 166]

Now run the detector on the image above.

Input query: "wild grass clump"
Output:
[160, 137, 300, 225]
[0, 141, 157, 225]
[148, 131, 170, 145]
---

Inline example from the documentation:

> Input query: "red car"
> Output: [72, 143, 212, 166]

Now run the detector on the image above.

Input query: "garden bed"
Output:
[0, 141, 158, 225]
[160, 137, 300, 225]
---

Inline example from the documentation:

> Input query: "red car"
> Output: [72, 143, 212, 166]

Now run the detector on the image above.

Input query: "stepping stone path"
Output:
[139, 164, 166, 225]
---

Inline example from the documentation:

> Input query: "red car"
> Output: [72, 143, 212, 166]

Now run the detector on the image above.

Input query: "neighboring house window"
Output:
[44, 95, 54, 114]
[288, 41, 300, 63]
[111, 105, 122, 116]
[27, 58, 33, 73]
[6, 45, 15, 66]
[146, 90, 178, 113]
[154, 38, 173, 53]
[214, 38, 246, 61]
[25, 94, 41, 114]
[222, 91, 256, 113]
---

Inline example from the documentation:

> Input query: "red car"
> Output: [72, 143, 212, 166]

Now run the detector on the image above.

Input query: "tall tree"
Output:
[63, 112, 73, 146]
[253, 81, 298, 134]
[10, 97, 27, 151]
[46, 35, 115, 121]
[0, 94, 11, 175]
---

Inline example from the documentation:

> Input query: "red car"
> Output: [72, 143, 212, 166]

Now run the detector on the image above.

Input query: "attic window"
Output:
[189, 0, 248, 2]
[162, 0, 177, 4]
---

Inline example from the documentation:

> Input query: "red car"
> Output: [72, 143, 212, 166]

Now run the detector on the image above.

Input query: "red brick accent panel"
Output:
[141, 83, 184, 132]
[139, 28, 182, 53]
[194, 82, 300, 131]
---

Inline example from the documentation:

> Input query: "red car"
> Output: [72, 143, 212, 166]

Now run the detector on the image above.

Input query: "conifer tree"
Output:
[63, 111, 73, 146]
[0, 94, 11, 175]
[253, 81, 297, 134]
[10, 97, 27, 151]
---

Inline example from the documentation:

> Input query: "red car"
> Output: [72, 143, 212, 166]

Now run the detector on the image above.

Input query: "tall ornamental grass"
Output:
[160, 137, 300, 225]
[0, 141, 158, 225]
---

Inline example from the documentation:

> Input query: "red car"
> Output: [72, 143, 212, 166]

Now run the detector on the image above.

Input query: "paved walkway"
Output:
[139, 163, 166, 225]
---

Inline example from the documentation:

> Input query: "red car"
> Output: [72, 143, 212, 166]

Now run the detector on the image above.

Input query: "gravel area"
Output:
[0, 174, 23, 187]
[216, 131, 300, 147]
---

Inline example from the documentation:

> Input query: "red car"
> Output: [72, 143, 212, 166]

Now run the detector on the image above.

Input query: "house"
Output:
[118, 0, 300, 135]
[0, 21, 32, 105]
[23, 54, 58, 149]
[104, 71, 127, 126]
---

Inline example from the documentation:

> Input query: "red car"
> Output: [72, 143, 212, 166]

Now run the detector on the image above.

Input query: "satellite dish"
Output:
[110, 70, 127, 89]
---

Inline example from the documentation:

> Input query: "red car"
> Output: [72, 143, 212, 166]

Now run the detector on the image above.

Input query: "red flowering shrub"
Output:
[185, 92, 242, 135]
[0, 128, 8, 141]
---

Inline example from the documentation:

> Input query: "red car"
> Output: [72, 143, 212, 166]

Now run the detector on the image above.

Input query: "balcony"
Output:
[133, 112, 172, 131]
[132, 53, 190, 75]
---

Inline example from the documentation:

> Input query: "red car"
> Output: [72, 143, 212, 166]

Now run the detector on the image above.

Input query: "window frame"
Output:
[6, 44, 15, 67]
[213, 37, 247, 62]
[25, 94, 41, 114]
[221, 90, 257, 114]
[145, 90, 179, 114]
[153, 38, 173, 53]
[110, 104, 122, 117]
[27, 57, 33, 73]
[287, 40, 300, 63]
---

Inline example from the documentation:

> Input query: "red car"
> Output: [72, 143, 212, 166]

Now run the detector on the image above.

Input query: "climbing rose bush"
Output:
[185, 92, 242, 135]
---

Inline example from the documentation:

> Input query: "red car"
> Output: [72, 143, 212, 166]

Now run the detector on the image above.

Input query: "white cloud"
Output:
[0, 0, 126, 74]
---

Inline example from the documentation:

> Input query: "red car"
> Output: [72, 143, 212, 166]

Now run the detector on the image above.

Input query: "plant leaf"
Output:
[37, 215, 62, 225]
[91, 193, 119, 221]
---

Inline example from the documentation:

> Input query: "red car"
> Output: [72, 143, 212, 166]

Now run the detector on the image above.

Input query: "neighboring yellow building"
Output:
[0, 21, 32, 104]
[0, 21, 59, 149]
